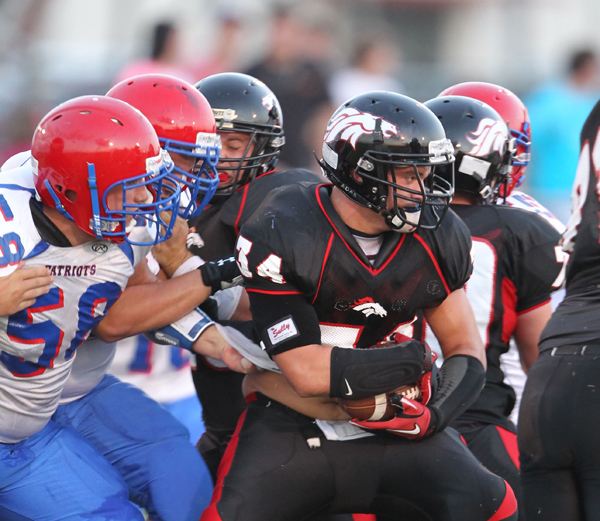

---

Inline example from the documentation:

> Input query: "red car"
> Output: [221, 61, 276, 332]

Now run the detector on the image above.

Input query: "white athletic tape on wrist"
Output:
[145, 307, 213, 351]
[172, 255, 205, 278]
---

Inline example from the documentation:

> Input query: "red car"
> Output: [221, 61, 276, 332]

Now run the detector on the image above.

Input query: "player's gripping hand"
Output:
[417, 345, 439, 405]
[152, 214, 192, 278]
[199, 257, 243, 295]
[351, 396, 436, 440]
[0, 262, 53, 316]
[193, 325, 256, 374]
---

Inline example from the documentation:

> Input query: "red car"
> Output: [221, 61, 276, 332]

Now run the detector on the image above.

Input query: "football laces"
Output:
[395, 385, 420, 401]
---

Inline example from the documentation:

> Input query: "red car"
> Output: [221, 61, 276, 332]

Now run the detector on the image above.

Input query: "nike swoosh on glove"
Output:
[351, 396, 436, 440]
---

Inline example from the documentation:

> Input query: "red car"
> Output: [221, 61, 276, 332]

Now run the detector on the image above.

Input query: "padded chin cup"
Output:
[329, 341, 426, 400]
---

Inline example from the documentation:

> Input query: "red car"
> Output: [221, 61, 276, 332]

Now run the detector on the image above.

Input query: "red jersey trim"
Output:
[413, 234, 450, 294]
[315, 184, 405, 275]
[246, 288, 303, 295]
[245, 392, 258, 404]
[312, 232, 334, 304]
[232, 169, 276, 235]
[200, 409, 249, 521]
[233, 184, 250, 236]
[501, 278, 518, 344]
[517, 299, 550, 316]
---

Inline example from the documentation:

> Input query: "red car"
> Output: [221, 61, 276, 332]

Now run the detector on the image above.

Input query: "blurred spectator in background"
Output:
[192, 13, 244, 80]
[115, 21, 193, 83]
[245, 8, 331, 171]
[524, 48, 600, 223]
[328, 37, 404, 107]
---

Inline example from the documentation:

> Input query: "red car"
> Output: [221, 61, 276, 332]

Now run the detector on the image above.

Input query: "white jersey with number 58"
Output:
[0, 166, 134, 442]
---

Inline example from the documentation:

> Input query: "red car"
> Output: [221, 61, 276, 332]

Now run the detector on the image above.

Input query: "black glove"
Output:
[199, 257, 244, 295]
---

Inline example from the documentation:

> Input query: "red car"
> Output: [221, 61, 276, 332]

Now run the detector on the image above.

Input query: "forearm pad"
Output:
[428, 355, 485, 433]
[145, 307, 214, 352]
[329, 341, 426, 400]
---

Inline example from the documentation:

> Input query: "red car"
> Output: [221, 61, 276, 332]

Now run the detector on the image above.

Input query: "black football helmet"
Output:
[424, 95, 513, 204]
[195, 72, 285, 201]
[319, 91, 455, 232]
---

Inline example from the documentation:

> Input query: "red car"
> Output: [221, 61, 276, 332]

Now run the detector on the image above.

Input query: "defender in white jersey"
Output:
[52, 76, 248, 521]
[1, 78, 252, 521]
[0, 95, 183, 521]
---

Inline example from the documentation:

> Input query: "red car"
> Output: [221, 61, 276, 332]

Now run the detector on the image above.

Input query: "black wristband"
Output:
[329, 340, 426, 400]
[199, 257, 241, 295]
[428, 354, 485, 432]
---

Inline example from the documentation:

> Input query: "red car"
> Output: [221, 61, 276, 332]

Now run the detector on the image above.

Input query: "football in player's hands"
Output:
[338, 384, 421, 421]
[351, 395, 436, 440]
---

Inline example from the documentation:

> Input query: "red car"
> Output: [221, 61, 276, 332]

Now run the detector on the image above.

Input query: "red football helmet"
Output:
[107, 74, 221, 218]
[32, 95, 180, 245]
[439, 82, 530, 197]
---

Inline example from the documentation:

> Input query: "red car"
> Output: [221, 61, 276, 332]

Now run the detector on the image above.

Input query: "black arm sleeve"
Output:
[247, 290, 322, 356]
[428, 355, 485, 432]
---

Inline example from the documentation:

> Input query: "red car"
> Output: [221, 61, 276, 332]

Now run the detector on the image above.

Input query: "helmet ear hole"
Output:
[351, 170, 364, 185]
[65, 189, 77, 202]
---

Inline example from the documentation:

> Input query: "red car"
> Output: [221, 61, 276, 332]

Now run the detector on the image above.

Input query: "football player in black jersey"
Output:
[189, 72, 321, 260]
[188, 72, 322, 482]
[425, 95, 564, 520]
[518, 100, 600, 520]
[200, 92, 517, 521]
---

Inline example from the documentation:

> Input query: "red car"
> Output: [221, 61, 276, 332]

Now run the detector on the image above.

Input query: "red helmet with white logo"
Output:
[107, 74, 221, 218]
[32, 95, 180, 245]
[319, 91, 455, 232]
[439, 82, 530, 197]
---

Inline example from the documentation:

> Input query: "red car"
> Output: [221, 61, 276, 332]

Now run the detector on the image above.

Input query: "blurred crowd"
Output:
[1, 2, 599, 227]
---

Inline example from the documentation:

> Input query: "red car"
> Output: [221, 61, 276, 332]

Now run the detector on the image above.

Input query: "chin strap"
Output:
[87, 163, 104, 239]
[383, 207, 421, 233]
[43, 180, 74, 222]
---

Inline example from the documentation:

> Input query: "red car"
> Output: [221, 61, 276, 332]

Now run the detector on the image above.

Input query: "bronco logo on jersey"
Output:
[323, 108, 398, 150]
[466, 118, 509, 157]
[351, 297, 387, 317]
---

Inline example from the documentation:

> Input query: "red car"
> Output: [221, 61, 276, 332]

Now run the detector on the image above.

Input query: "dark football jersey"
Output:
[238, 183, 472, 356]
[188, 169, 322, 261]
[186, 168, 322, 466]
[449, 204, 563, 429]
[540, 100, 600, 351]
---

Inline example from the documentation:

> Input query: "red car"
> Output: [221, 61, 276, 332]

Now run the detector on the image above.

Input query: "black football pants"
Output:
[459, 423, 524, 521]
[201, 393, 517, 521]
[519, 347, 600, 520]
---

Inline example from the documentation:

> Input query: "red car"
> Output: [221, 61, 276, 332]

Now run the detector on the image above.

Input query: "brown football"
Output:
[338, 384, 421, 421]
